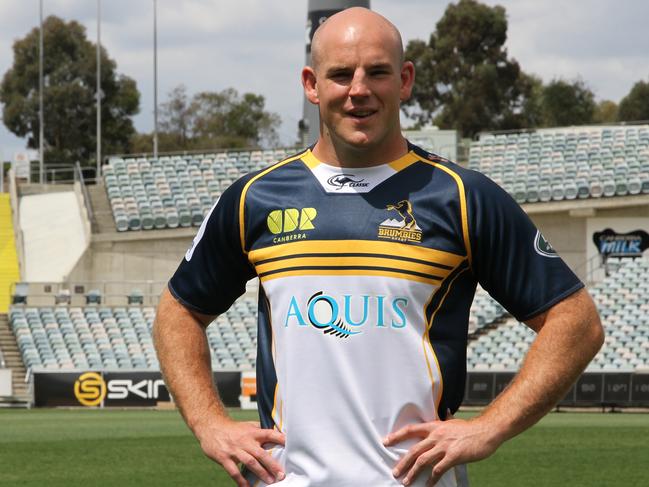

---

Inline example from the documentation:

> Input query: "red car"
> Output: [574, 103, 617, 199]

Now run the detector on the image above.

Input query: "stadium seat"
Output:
[468, 125, 649, 204]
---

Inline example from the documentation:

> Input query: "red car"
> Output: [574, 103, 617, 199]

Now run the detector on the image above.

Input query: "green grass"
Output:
[0, 409, 647, 486]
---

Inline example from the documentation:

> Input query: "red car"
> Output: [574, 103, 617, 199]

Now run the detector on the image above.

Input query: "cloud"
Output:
[2, 0, 649, 155]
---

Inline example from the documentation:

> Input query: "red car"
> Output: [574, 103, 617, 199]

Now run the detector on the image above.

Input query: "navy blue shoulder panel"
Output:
[440, 155, 583, 321]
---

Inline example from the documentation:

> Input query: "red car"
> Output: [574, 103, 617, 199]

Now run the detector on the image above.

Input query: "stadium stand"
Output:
[467, 257, 649, 372]
[468, 286, 506, 333]
[104, 149, 295, 231]
[469, 125, 649, 203]
[9, 294, 258, 371]
[101, 125, 649, 232]
[0, 194, 20, 314]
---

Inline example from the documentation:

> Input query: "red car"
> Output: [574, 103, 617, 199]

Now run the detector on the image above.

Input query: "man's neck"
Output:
[311, 134, 410, 168]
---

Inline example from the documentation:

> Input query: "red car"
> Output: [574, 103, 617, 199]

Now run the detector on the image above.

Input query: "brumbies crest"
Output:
[378, 200, 422, 243]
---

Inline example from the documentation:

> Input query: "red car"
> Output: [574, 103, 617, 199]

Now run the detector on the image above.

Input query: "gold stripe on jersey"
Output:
[255, 255, 449, 283]
[238, 150, 310, 254]
[414, 156, 472, 265]
[388, 151, 419, 171]
[300, 149, 320, 169]
[422, 265, 471, 415]
[250, 239, 464, 284]
[300, 148, 419, 172]
[256, 268, 441, 285]
[249, 239, 465, 269]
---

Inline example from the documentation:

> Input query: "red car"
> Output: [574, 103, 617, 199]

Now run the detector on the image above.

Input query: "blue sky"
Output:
[1, 0, 648, 159]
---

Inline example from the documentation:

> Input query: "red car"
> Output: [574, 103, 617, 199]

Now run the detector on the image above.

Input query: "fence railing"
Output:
[9, 280, 168, 307]
[74, 161, 96, 232]
[8, 170, 25, 278]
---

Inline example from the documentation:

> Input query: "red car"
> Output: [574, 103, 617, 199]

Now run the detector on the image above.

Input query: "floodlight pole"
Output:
[153, 0, 158, 159]
[39, 0, 44, 184]
[96, 0, 102, 180]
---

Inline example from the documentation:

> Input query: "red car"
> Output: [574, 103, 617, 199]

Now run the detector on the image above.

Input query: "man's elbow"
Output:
[582, 302, 605, 359]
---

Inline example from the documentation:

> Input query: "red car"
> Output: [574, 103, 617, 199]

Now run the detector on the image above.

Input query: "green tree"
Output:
[403, 0, 535, 137]
[618, 80, 649, 122]
[593, 100, 618, 124]
[0, 16, 139, 166]
[540, 79, 595, 127]
[144, 85, 280, 152]
[159, 84, 192, 149]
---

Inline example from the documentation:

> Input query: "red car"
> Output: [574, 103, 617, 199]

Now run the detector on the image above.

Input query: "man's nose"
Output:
[349, 71, 371, 97]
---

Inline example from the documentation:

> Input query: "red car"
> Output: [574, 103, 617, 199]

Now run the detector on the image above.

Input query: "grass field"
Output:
[1, 409, 647, 486]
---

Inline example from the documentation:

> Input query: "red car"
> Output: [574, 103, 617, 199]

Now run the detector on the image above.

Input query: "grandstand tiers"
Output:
[468, 286, 506, 333]
[9, 294, 258, 371]
[104, 149, 295, 231]
[101, 125, 649, 233]
[469, 125, 649, 204]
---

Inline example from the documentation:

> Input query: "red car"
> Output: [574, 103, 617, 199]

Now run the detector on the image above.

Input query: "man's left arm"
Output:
[384, 287, 604, 486]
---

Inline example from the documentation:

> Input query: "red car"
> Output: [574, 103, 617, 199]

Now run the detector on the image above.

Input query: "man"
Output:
[154, 7, 604, 487]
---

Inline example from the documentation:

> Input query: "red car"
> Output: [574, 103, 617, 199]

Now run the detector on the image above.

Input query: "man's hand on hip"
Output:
[195, 418, 286, 487]
[383, 415, 501, 486]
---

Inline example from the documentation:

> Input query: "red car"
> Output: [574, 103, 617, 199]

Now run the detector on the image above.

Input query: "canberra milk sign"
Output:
[592, 228, 649, 257]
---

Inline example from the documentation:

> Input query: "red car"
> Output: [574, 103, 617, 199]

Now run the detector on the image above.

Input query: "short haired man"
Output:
[154, 7, 603, 487]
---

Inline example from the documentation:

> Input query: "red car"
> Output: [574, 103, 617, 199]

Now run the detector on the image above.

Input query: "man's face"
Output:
[306, 28, 413, 152]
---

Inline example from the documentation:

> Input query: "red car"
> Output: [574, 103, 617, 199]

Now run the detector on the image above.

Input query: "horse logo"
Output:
[378, 200, 422, 243]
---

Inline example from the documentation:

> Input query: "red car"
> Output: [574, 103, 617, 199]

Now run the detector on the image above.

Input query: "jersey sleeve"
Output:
[168, 178, 255, 316]
[465, 171, 584, 322]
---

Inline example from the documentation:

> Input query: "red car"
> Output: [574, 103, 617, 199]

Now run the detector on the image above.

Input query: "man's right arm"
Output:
[153, 287, 285, 487]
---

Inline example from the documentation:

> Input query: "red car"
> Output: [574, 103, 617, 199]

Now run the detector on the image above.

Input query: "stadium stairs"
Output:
[87, 181, 117, 234]
[0, 313, 30, 407]
[0, 193, 20, 313]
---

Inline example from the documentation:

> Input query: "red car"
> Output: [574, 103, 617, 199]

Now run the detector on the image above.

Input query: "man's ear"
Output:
[302, 66, 319, 105]
[399, 61, 415, 102]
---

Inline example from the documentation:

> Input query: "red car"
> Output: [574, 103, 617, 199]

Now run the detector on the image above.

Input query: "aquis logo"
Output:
[284, 291, 409, 339]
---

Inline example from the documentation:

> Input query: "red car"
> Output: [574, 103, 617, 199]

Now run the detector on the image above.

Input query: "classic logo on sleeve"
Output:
[534, 230, 559, 258]
[378, 200, 422, 243]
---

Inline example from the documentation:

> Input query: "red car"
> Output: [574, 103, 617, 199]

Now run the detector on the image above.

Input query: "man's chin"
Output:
[341, 132, 376, 149]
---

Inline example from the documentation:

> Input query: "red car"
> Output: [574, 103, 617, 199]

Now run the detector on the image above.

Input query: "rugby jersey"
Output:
[169, 142, 583, 487]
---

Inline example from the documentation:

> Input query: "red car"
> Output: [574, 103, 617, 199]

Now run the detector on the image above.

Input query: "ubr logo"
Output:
[267, 208, 317, 233]
[267, 208, 317, 244]
[74, 372, 106, 407]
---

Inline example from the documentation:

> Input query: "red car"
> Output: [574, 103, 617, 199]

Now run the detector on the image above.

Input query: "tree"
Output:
[0, 16, 139, 166]
[540, 79, 595, 127]
[593, 100, 618, 124]
[146, 85, 280, 152]
[159, 84, 192, 149]
[618, 80, 649, 122]
[403, 0, 535, 137]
